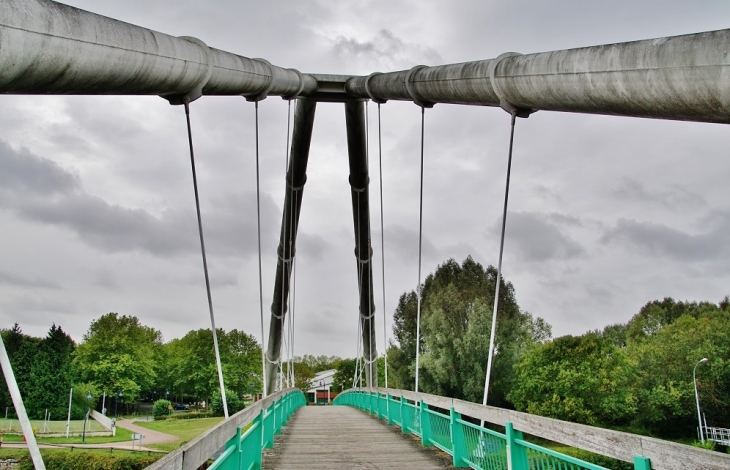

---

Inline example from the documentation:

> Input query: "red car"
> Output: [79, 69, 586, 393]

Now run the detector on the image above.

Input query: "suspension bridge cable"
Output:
[366, 101, 374, 387]
[290, 189, 299, 388]
[253, 100, 269, 398]
[414, 106, 426, 394]
[377, 102, 388, 389]
[287, 100, 298, 389]
[482, 111, 518, 409]
[280, 99, 292, 389]
[183, 99, 229, 418]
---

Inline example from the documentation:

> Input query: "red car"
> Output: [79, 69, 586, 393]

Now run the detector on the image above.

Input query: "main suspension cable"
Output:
[415, 106, 425, 394]
[183, 100, 229, 418]
[482, 111, 518, 408]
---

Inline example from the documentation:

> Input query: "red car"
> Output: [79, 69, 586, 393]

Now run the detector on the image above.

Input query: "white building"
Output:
[306, 369, 336, 404]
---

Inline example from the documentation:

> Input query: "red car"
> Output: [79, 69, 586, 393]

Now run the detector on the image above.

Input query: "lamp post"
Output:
[693, 357, 709, 444]
[114, 391, 122, 419]
[82, 391, 91, 443]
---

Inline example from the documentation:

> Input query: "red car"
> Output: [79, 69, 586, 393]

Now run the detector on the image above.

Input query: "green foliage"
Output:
[691, 440, 716, 450]
[210, 389, 244, 416]
[152, 399, 172, 419]
[389, 256, 551, 406]
[509, 334, 637, 425]
[160, 329, 261, 403]
[73, 313, 163, 402]
[157, 410, 215, 420]
[0, 324, 77, 420]
[71, 384, 100, 420]
[18, 451, 161, 470]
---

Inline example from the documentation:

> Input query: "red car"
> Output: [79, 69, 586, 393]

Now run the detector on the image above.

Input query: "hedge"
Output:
[18, 451, 162, 470]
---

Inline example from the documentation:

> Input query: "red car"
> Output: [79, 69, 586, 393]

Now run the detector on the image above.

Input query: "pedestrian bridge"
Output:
[147, 388, 730, 470]
[3, 3, 730, 470]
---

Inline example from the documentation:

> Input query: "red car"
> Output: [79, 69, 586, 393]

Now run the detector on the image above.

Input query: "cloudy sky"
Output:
[1, 0, 730, 361]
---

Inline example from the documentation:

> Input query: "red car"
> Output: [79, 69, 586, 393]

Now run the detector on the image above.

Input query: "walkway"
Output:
[262, 406, 452, 469]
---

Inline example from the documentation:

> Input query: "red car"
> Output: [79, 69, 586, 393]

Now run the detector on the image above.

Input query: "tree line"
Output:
[0, 314, 262, 419]
[385, 255, 730, 441]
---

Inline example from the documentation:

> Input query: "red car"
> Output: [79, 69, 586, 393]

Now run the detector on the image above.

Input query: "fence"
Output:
[147, 389, 305, 470]
[706, 427, 730, 446]
[334, 388, 730, 470]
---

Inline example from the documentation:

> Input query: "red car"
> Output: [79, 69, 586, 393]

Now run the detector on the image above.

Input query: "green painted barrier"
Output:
[208, 390, 306, 470]
[334, 390, 652, 470]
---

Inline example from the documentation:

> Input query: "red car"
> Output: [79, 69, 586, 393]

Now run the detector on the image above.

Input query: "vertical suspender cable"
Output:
[482, 111, 518, 409]
[290, 190, 298, 387]
[414, 106, 425, 394]
[377, 102, 388, 389]
[184, 100, 229, 418]
[366, 101, 374, 387]
[254, 100, 268, 398]
[279, 100, 292, 390]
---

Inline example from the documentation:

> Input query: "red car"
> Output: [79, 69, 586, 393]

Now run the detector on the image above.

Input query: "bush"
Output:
[19, 451, 161, 470]
[167, 411, 216, 420]
[152, 399, 172, 419]
[210, 389, 244, 416]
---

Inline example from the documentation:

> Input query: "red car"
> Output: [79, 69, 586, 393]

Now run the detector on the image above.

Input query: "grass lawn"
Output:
[134, 417, 224, 452]
[0, 418, 107, 433]
[1, 426, 134, 445]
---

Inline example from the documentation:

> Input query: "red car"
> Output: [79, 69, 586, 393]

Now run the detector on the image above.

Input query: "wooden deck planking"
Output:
[262, 406, 453, 469]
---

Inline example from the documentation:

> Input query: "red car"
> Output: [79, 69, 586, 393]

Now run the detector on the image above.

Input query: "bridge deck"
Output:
[262, 405, 452, 469]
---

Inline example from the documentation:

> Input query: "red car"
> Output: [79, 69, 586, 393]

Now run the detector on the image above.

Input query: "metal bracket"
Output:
[488, 52, 534, 118]
[282, 68, 306, 100]
[404, 65, 435, 109]
[160, 36, 213, 105]
[354, 246, 373, 263]
[349, 175, 370, 193]
[364, 72, 388, 104]
[244, 58, 276, 102]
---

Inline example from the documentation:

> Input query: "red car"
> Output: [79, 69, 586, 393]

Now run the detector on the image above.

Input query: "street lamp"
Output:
[82, 391, 91, 443]
[693, 357, 709, 444]
[114, 391, 122, 419]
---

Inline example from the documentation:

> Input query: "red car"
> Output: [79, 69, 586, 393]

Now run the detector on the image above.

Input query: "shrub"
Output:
[18, 451, 161, 470]
[152, 399, 172, 419]
[210, 389, 244, 416]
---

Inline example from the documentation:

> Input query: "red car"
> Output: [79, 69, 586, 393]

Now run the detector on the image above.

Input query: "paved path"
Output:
[262, 406, 453, 469]
[115, 418, 178, 445]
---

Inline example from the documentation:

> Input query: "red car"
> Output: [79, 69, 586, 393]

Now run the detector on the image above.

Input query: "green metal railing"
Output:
[334, 389, 651, 470]
[208, 390, 306, 470]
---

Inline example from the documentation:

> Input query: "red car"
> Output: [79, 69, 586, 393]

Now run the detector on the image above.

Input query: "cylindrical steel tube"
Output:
[347, 29, 730, 124]
[0, 0, 316, 98]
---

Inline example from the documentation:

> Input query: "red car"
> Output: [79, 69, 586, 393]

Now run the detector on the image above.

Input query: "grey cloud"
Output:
[502, 212, 585, 262]
[0, 271, 60, 289]
[600, 215, 730, 261]
[612, 177, 705, 209]
[385, 224, 439, 263]
[0, 139, 279, 259]
[297, 232, 330, 262]
[0, 140, 78, 195]
[333, 29, 442, 69]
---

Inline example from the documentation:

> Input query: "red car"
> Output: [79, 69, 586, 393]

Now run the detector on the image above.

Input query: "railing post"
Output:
[633, 456, 652, 470]
[387, 394, 394, 425]
[253, 417, 263, 470]
[376, 392, 382, 420]
[450, 408, 469, 468]
[420, 400, 432, 446]
[401, 396, 409, 434]
[264, 404, 275, 449]
[505, 422, 529, 470]
[274, 399, 282, 435]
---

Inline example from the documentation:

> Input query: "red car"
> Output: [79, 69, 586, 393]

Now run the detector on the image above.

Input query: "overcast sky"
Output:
[1, 0, 730, 360]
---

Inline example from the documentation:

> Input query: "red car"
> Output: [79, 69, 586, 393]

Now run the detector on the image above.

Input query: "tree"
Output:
[162, 328, 262, 403]
[73, 313, 162, 402]
[27, 325, 76, 420]
[389, 256, 551, 406]
[509, 333, 637, 426]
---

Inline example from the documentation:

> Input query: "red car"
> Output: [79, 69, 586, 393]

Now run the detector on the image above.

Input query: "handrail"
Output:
[146, 388, 305, 470]
[335, 388, 730, 470]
